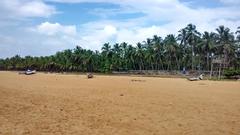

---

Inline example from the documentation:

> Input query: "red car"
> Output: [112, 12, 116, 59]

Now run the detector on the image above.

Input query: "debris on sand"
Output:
[131, 79, 146, 82]
[198, 83, 207, 85]
[120, 94, 124, 96]
[87, 73, 93, 79]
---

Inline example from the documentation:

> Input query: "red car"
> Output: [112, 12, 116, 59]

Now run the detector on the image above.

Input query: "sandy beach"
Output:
[0, 71, 240, 135]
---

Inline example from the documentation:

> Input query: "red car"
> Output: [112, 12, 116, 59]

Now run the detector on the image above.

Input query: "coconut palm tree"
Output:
[126, 45, 137, 70]
[178, 28, 188, 49]
[185, 24, 201, 70]
[216, 25, 235, 68]
[112, 43, 121, 71]
[199, 32, 217, 70]
[178, 28, 189, 69]
[152, 35, 164, 70]
[120, 42, 128, 70]
[236, 26, 240, 42]
[101, 43, 113, 72]
[164, 34, 180, 70]
[143, 38, 155, 70]
[136, 42, 144, 70]
[1, 24, 240, 72]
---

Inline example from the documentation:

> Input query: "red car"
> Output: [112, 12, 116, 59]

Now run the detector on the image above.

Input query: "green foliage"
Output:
[223, 69, 240, 78]
[0, 24, 240, 73]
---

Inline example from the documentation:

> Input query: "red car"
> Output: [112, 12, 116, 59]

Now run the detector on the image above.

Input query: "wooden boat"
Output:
[187, 74, 204, 81]
[19, 70, 36, 75]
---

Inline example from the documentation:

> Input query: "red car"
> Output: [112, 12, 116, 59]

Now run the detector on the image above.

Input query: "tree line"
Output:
[0, 24, 240, 73]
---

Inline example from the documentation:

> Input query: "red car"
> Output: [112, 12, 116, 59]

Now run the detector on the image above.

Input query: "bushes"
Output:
[223, 69, 240, 79]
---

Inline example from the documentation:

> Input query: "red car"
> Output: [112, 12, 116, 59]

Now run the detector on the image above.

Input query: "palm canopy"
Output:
[215, 25, 236, 67]
[1, 24, 240, 72]
[236, 26, 240, 41]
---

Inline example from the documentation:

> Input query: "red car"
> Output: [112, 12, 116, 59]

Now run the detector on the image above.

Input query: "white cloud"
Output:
[0, 0, 56, 18]
[104, 25, 117, 35]
[1, 0, 240, 58]
[74, 22, 175, 50]
[219, 0, 240, 5]
[27, 0, 240, 54]
[45, 0, 240, 32]
[76, 24, 118, 50]
[35, 22, 77, 36]
[116, 26, 168, 44]
[19, 1, 56, 17]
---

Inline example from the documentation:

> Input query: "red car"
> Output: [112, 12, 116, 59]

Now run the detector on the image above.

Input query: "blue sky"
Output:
[0, 0, 239, 58]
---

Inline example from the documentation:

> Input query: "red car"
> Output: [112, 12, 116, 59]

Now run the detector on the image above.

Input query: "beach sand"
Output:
[0, 71, 240, 135]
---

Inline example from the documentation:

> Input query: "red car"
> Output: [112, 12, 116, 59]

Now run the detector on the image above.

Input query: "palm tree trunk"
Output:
[168, 55, 172, 71]
[207, 52, 210, 71]
[223, 47, 228, 68]
[175, 55, 180, 70]
[160, 57, 164, 70]
[191, 45, 194, 70]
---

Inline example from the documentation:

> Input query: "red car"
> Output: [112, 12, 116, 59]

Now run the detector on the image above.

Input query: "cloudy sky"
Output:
[0, 0, 239, 58]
